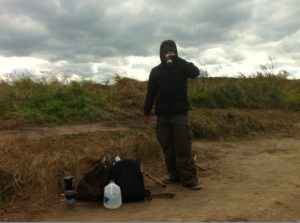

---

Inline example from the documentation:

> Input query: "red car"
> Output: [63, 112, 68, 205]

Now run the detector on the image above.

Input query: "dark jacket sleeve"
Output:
[144, 69, 157, 116]
[176, 57, 200, 79]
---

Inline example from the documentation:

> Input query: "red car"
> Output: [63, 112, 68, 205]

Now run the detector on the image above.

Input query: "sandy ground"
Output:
[1, 121, 299, 221]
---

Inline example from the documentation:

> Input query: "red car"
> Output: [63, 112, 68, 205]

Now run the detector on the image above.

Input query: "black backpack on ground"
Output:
[76, 155, 113, 201]
[110, 159, 151, 202]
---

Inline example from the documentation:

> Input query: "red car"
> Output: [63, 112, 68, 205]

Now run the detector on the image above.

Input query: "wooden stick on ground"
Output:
[141, 170, 166, 187]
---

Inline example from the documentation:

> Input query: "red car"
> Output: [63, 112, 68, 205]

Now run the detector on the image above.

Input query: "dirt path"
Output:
[0, 122, 130, 139]
[30, 131, 300, 221]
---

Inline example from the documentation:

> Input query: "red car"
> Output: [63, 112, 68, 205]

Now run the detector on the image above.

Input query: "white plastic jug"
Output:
[103, 180, 122, 209]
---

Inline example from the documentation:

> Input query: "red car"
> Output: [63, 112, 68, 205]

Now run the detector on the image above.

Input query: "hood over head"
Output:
[160, 40, 178, 63]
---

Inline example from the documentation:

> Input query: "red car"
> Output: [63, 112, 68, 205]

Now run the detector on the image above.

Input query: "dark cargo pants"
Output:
[156, 113, 198, 185]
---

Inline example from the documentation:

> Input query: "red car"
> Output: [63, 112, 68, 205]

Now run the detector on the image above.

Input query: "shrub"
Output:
[114, 75, 146, 109]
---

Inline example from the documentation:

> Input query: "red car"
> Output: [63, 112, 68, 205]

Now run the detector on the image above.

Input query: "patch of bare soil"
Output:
[0, 122, 130, 140]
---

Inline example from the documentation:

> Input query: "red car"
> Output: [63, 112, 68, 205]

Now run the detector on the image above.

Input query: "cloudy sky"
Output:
[0, 0, 300, 82]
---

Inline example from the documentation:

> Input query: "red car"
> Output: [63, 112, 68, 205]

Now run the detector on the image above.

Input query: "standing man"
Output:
[144, 40, 201, 190]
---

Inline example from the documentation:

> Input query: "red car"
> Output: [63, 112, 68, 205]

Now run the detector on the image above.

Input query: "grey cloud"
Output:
[250, 0, 300, 42]
[0, 0, 300, 79]
[0, 0, 255, 61]
[194, 0, 253, 27]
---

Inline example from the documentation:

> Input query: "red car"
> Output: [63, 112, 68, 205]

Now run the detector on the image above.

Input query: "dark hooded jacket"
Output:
[144, 40, 200, 116]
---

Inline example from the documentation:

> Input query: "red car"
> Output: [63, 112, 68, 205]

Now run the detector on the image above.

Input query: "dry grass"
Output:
[189, 108, 300, 139]
[0, 129, 162, 214]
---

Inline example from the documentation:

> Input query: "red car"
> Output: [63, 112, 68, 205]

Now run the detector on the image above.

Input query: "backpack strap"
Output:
[132, 160, 151, 198]
[110, 160, 125, 182]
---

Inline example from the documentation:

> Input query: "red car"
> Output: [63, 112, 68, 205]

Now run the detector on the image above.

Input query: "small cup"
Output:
[64, 176, 74, 191]
[166, 55, 173, 65]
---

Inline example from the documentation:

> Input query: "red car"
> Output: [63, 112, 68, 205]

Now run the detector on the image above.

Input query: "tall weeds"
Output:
[189, 75, 300, 110]
[0, 71, 299, 125]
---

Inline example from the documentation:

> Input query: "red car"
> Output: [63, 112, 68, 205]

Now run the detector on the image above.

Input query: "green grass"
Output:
[0, 71, 299, 125]
[0, 79, 109, 124]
